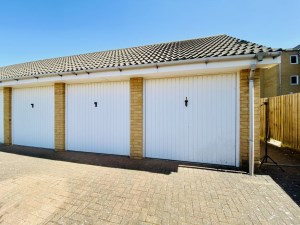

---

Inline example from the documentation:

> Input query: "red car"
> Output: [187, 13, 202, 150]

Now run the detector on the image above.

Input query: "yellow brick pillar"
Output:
[54, 83, 65, 151]
[240, 69, 260, 169]
[3, 87, 12, 145]
[130, 77, 143, 159]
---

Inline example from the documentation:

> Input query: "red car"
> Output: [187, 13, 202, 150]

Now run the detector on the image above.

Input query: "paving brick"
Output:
[0, 145, 299, 225]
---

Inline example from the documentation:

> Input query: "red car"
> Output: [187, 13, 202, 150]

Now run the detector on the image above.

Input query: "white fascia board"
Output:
[2, 76, 63, 88]
[0, 56, 280, 87]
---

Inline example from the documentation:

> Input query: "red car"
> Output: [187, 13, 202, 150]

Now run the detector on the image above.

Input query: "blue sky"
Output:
[0, 0, 299, 67]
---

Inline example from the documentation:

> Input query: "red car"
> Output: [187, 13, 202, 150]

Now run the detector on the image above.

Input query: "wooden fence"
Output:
[260, 93, 300, 150]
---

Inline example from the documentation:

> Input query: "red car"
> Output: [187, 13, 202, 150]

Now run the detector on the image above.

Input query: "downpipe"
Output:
[249, 64, 256, 176]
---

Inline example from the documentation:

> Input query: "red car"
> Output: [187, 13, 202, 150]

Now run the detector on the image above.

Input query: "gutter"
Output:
[0, 52, 280, 82]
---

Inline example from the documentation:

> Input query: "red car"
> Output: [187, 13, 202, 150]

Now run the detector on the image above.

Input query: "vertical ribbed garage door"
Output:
[66, 81, 130, 155]
[145, 74, 237, 166]
[12, 86, 54, 148]
[0, 89, 3, 143]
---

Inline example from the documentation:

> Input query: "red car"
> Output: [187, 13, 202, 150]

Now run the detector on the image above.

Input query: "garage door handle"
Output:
[185, 97, 188, 107]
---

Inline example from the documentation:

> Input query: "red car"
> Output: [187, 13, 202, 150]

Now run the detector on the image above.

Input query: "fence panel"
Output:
[260, 93, 300, 150]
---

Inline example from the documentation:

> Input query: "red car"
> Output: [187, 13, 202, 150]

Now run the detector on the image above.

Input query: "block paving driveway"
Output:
[0, 146, 299, 225]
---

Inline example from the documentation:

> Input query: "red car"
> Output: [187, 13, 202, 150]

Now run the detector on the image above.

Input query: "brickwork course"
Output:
[261, 50, 300, 97]
[3, 87, 12, 145]
[280, 51, 300, 95]
[54, 83, 65, 151]
[130, 77, 143, 159]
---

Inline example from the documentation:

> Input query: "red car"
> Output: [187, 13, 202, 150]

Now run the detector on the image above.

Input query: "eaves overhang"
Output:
[0, 52, 281, 88]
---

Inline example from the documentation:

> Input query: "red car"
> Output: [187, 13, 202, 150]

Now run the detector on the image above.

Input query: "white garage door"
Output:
[145, 74, 237, 166]
[66, 81, 130, 155]
[0, 89, 3, 143]
[12, 86, 54, 148]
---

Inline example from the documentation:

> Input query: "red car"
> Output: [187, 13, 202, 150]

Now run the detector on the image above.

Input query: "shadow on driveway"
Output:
[0, 144, 241, 175]
[258, 143, 300, 206]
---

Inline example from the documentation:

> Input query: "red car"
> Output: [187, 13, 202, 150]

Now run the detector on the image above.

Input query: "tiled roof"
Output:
[293, 44, 300, 50]
[0, 34, 280, 80]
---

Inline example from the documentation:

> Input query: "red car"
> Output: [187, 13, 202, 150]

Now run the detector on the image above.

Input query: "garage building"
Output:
[0, 35, 281, 170]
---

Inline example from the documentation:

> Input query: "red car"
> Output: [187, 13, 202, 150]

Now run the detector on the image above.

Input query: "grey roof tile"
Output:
[0, 34, 280, 80]
[293, 44, 300, 50]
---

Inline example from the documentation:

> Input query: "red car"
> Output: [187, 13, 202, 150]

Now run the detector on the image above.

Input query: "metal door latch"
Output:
[185, 97, 188, 107]
[94, 102, 98, 107]
[31, 103, 34, 108]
